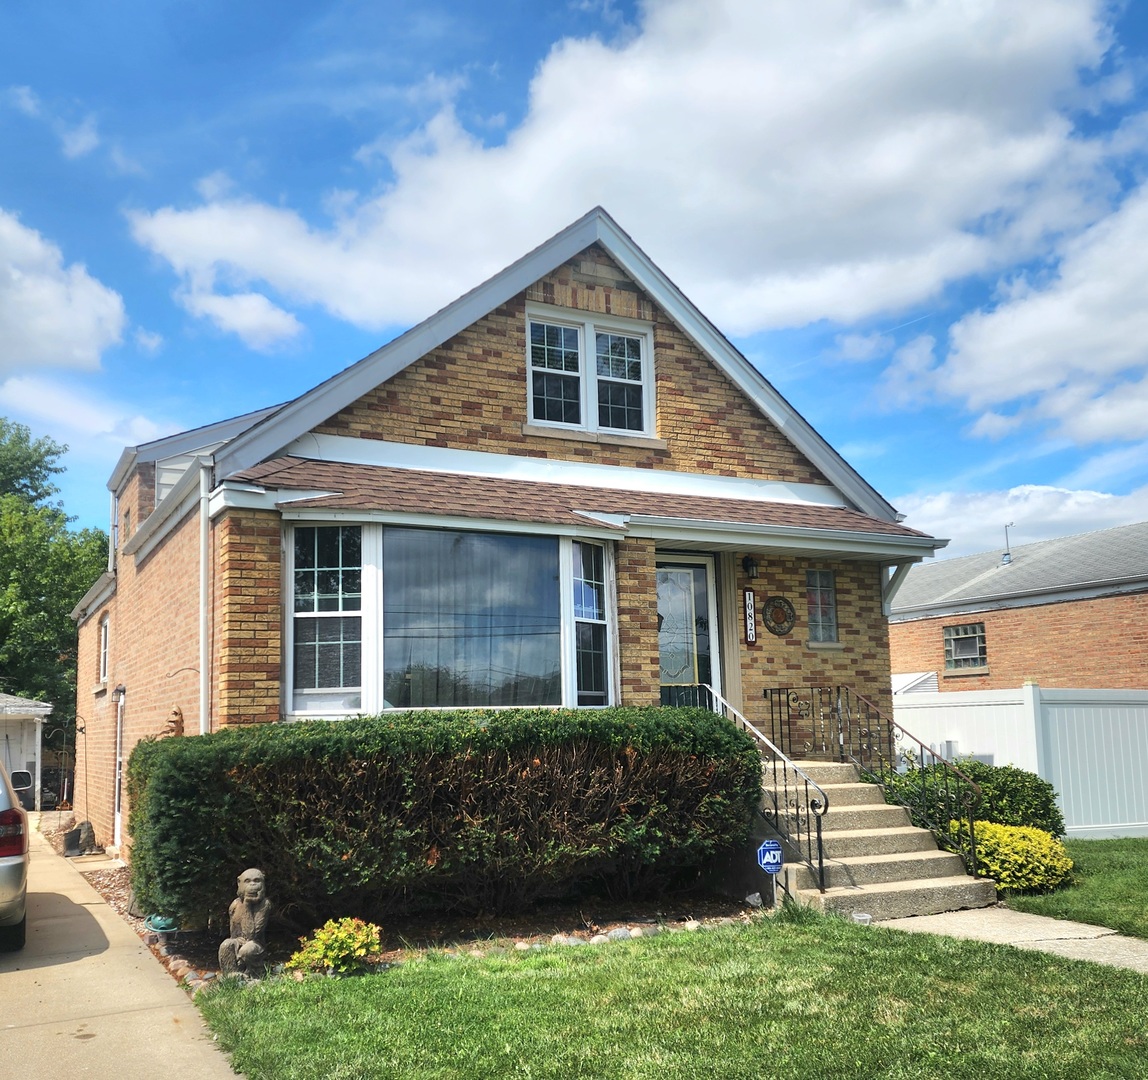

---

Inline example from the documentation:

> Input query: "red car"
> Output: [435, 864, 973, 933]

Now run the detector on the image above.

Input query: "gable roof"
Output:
[889, 520, 1148, 618]
[211, 207, 901, 523]
[0, 692, 52, 717]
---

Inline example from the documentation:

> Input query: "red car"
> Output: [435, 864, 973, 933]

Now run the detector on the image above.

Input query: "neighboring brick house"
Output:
[72, 207, 941, 851]
[889, 521, 1148, 693]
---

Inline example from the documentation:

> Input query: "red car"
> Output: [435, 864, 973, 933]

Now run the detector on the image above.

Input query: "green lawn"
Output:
[1007, 837, 1148, 940]
[198, 910, 1148, 1080]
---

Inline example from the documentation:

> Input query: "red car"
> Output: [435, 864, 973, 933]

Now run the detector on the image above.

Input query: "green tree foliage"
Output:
[0, 419, 108, 722]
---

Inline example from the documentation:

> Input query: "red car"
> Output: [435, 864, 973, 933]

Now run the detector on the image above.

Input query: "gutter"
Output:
[199, 462, 211, 735]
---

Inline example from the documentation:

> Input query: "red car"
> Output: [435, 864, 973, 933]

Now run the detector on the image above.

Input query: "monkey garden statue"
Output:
[218, 868, 271, 976]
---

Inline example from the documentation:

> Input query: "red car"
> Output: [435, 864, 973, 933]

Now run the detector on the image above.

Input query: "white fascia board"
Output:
[213, 212, 610, 481]
[889, 578, 1148, 622]
[280, 433, 847, 507]
[123, 457, 206, 560]
[108, 406, 282, 493]
[625, 515, 942, 560]
[210, 207, 900, 524]
[592, 216, 901, 523]
[71, 571, 117, 624]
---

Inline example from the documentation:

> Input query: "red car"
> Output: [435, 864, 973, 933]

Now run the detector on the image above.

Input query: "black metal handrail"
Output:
[763, 686, 981, 876]
[677, 684, 829, 892]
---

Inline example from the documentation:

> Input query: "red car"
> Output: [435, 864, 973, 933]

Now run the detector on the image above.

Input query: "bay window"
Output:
[288, 524, 614, 714]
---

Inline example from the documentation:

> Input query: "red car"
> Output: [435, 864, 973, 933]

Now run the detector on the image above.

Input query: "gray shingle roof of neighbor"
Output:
[0, 692, 52, 715]
[889, 520, 1148, 614]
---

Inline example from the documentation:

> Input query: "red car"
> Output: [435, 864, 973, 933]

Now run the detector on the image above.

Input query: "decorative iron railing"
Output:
[763, 686, 982, 876]
[675, 684, 829, 892]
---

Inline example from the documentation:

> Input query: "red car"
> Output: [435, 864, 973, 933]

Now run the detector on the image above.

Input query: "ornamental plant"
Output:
[953, 820, 1074, 894]
[286, 917, 384, 975]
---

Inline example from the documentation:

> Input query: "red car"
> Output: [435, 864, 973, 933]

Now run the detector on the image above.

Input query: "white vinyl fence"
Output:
[892, 684, 1148, 839]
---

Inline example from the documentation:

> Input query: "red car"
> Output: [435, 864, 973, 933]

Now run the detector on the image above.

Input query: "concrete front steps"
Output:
[767, 760, 997, 922]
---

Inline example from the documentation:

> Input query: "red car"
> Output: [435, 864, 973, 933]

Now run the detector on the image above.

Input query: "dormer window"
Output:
[526, 304, 654, 438]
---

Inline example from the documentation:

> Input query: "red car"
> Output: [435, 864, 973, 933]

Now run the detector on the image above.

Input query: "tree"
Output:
[0, 418, 66, 506]
[0, 419, 108, 728]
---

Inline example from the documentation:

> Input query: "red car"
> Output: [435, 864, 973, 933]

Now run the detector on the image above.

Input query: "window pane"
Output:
[532, 371, 581, 425]
[383, 529, 561, 708]
[576, 621, 607, 706]
[294, 525, 362, 613]
[573, 542, 605, 620]
[595, 332, 642, 382]
[597, 380, 643, 431]
[806, 570, 838, 643]
[293, 615, 361, 690]
[530, 321, 580, 372]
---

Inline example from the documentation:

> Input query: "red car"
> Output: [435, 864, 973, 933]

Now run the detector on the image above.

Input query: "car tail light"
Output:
[0, 808, 26, 857]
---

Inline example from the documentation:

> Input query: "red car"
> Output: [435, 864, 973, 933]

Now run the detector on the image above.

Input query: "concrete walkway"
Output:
[882, 906, 1148, 974]
[0, 822, 238, 1079]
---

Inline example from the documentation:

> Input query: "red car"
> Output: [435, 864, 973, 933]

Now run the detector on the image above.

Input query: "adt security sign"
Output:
[757, 840, 784, 874]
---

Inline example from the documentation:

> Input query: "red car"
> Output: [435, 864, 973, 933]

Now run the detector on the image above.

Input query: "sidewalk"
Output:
[882, 906, 1148, 973]
[0, 822, 238, 1079]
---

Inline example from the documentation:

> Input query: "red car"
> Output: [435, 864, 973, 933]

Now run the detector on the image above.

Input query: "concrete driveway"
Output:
[0, 825, 238, 1078]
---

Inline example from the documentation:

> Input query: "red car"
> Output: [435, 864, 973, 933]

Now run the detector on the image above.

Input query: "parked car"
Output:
[0, 762, 29, 951]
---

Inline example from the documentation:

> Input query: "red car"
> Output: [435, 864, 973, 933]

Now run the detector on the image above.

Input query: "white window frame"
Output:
[806, 569, 838, 644]
[285, 524, 617, 716]
[525, 302, 655, 439]
[98, 615, 109, 684]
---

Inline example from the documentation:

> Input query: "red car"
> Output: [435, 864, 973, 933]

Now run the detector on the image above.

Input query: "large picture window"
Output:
[526, 304, 654, 437]
[288, 525, 613, 714]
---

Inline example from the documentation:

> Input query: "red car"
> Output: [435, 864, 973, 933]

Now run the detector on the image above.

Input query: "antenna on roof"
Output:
[1002, 522, 1015, 565]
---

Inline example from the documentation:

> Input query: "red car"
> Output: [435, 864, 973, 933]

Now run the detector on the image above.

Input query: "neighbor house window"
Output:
[944, 623, 986, 669]
[526, 304, 654, 437]
[98, 615, 109, 683]
[287, 525, 613, 714]
[806, 570, 838, 643]
[292, 525, 363, 711]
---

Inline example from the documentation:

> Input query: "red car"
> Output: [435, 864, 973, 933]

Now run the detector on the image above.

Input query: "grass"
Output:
[1007, 837, 1148, 940]
[198, 909, 1148, 1080]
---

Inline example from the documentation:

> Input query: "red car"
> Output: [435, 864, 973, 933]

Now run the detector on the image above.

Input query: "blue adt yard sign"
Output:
[757, 840, 784, 874]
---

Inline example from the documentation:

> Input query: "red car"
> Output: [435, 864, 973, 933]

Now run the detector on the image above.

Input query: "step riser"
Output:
[762, 782, 883, 809]
[805, 880, 998, 922]
[820, 831, 938, 858]
[765, 762, 860, 787]
[782, 853, 967, 891]
[821, 806, 910, 830]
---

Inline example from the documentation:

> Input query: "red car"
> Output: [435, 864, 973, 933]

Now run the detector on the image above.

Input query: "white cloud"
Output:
[940, 182, 1148, 444]
[836, 332, 893, 363]
[134, 328, 164, 353]
[7, 85, 41, 117]
[127, 0, 1122, 343]
[60, 114, 100, 158]
[178, 288, 304, 351]
[0, 374, 168, 446]
[895, 483, 1148, 558]
[880, 335, 937, 408]
[0, 209, 125, 373]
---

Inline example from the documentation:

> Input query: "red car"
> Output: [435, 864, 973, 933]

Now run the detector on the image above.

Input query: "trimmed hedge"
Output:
[127, 707, 762, 927]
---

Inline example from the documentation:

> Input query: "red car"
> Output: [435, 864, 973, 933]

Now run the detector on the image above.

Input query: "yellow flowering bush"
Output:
[286, 917, 384, 975]
[953, 820, 1073, 894]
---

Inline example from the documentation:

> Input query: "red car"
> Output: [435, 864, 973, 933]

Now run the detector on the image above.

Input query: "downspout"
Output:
[199, 461, 211, 735]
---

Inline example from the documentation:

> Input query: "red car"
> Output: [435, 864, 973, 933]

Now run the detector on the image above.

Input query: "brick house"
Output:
[72, 207, 941, 851]
[889, 521, 1148, 693]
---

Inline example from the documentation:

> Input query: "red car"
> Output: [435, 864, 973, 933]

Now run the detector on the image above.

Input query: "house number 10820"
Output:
[744, 589, 756, 644]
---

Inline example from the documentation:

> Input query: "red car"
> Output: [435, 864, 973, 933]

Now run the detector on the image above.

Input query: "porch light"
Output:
[742, 555, 759, 580]
[111, 685, 126, 704]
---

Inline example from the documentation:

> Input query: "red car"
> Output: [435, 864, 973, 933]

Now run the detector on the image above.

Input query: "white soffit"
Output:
[281, 433, 847, 507]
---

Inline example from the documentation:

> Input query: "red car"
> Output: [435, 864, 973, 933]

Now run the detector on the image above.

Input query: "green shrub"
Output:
[127, 706, 762, 927]
[956, 760, 1066, 837]
[881, 760, 1065, 838]
[286, 917, 384, 975]
[954, 820, 1074, 894]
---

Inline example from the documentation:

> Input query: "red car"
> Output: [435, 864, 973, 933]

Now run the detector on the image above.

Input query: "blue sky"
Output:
[3, 0, 1148, 557]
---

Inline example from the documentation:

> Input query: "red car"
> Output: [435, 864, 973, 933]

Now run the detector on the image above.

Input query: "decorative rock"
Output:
[550, 934, 568, 946]
[514, 941, 532, 951]
[590, 934, 609, 945]
[629, 927, 643, 938]
[643, 926, 661, 938]
[606, 928, 632, 941]
[683, 920, 701, 932]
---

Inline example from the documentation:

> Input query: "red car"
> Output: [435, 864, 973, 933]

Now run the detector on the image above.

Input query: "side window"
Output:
[529, 320, 582, 425]
[944, 623, 986, 669]
[573, 542, 608, 705]
[292, 525, 363, 710]
[98, 615, 109, 683]
[806, 570, 838, 643]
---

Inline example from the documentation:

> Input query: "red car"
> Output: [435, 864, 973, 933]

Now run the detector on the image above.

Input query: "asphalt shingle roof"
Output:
[890, 520, 1148, 613]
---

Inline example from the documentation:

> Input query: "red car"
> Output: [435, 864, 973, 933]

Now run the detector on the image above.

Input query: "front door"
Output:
[656, 557, 720, 706]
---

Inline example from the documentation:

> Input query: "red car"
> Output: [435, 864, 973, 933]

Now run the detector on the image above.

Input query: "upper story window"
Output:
[806, 570, 838, 643]
[98, 615, 109, 683]
[944, 622, 986, 669]
[526, 304, 655, 438]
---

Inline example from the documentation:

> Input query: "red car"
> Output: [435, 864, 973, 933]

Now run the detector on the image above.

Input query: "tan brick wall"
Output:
[889, 591, 1148, 691]
[315, 244, 827, 486]
[614, 537, 661, 706]
[215, 509, 283, 725]
[735, 555, 892, 746]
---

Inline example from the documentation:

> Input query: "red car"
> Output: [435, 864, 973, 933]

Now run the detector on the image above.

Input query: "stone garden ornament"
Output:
[218, 868, 271, 976]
